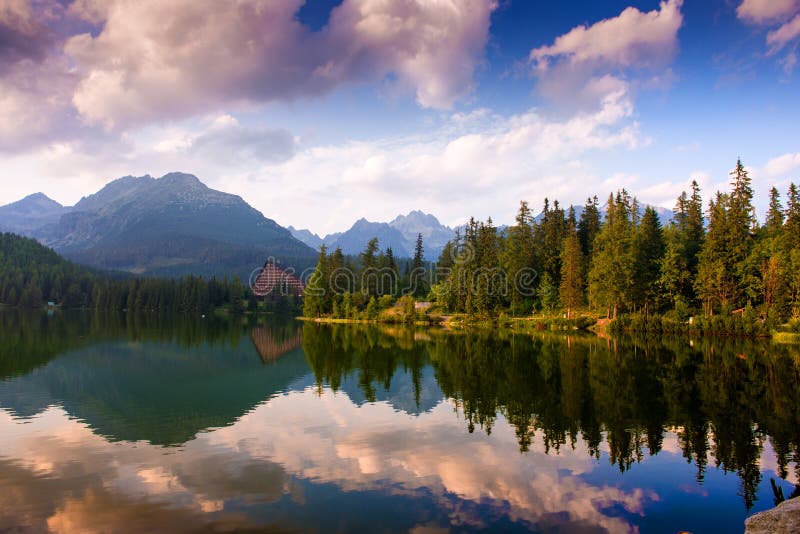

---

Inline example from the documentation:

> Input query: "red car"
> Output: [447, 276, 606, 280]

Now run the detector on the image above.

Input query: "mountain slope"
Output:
[0, 193, 71, 235]
[30, 172, 316, 277]
[324, 218, 412, 257]
[388, 210, 454, 259]
[288, 226, 324, 249]
[291, 211, 456, 260]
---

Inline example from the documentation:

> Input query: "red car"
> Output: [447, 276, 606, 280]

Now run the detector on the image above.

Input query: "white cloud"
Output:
[59, 0, 497, 129]
[528, 0, 683, 107]
[761, 151, 800, 179]
[736, 0, 800, 71]
[0, 0, 497, 145]
[736, 0, 799, 24]
[249, 88, 644, 233]
[0, 87, 645, 234]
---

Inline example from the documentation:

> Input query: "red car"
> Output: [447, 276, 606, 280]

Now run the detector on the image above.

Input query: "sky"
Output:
[1, 0, 799, 235]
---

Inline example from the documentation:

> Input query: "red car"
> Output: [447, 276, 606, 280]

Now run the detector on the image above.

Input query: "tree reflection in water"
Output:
[302, 323, 800, 510]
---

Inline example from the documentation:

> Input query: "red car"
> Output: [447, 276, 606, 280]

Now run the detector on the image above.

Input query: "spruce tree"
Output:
[632, 206, 665, 313]
[765, 186, 784, 236]
[588, 191, 635, 318]
[303, 245, 329, 317]
[410, 233, 427, 297]
[559, 219, 584, 318]
[502, 201, 535, 313]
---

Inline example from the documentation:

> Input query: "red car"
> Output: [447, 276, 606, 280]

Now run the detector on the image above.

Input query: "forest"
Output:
[304, 159, 800, 328]
[0, 233, 265, 314]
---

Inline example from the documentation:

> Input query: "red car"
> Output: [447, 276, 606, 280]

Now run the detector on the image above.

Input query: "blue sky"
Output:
[1, 0, 799, 234]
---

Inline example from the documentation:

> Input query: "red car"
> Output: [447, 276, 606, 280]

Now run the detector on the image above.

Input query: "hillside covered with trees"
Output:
[0, 233, 257, 314]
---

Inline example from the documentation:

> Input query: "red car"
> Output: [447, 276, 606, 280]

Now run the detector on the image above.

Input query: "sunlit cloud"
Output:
[527, 0, 683, 108]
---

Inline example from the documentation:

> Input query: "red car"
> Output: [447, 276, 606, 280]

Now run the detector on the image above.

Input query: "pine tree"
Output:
[660, 225, 692, 312]
[303, 245, 329, 318]
[589, 191, 635, 318]
[559, 220, 584, 318]
[729, 159, 758, 305]
[578, 196, 601, 260]
[502, 201, 535, 314]
[360, 237, 380, 297]
[785, 183, 800, 248]
[696, 193, 736, 314]
[411, 233, 427, 297]
[384, 246, 398, 295]
[535, 199, 567, 287]
[632, 206, 665, 313]
[765, 186, 784, 236]
[475, 219, 502, 313]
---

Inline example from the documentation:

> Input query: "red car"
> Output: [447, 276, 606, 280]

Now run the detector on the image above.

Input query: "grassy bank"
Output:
[606, 313, 800, 339]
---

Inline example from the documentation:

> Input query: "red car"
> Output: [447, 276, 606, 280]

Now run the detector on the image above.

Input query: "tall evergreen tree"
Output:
[696, 193, 736, 314]
[411, 233, 427, 297]
[632, 206, 665, 313]
[303, 245, 330, 317]
[559, 219, 584, 318]
[474, 219, 503, 313]
[765, 186, 784, 236]
[588, 191, 635, 318]
[502, 201, 535, 313]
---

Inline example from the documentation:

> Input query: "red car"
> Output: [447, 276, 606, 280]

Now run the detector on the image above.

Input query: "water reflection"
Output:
[0, 313, 798, 533]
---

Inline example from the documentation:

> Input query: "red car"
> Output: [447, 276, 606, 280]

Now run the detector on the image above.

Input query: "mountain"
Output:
[288, 226, 323, 249]
[324, 218, 412, 257]
[291, 210, 456, 260]
[388, 210, 454, 259]
[0, 193, 71, 235]
[2, 172, 317, 278]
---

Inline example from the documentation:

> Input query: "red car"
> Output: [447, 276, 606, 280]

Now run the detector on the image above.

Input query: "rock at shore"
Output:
[745, 498, 800, 534]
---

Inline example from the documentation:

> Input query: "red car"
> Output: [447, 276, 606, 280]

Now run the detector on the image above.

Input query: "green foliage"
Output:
[588, 191, 636, 317]
[300, 159, 799, 327]
[364, 296, 379, 320]
[559, 219, 584, 314]
[1, 233, 270, 314]
[610, 313, 771, 337]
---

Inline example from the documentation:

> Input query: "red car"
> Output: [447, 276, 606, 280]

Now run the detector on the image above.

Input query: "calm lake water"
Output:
[1, 311, 798, 533]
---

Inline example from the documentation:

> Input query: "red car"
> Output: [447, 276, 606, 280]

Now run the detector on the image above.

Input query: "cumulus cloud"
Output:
[56, 0, 496, 129]
[0, 88, 645, 233]
[0, 0, 58, 70]
[0, 55, 82, 151]
[0, 0, 497, 144]
[250, 88, 643, 232]
[737, 0, 800, 72]
[528, 0, 683, 107]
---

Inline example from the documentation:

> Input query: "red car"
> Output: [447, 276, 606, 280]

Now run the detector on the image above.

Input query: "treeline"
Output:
[303, 233, 429, 319]
[303, 159, 800, 324]
[434, 159, 798, 321]
[0, 233, 255, 314]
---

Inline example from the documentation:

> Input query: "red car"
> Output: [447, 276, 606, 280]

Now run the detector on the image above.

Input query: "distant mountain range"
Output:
[0, 172, 317, 278]
[289, 205, 674, 261]
[289, 210, 456, 260]
[1, 172, 677, 276]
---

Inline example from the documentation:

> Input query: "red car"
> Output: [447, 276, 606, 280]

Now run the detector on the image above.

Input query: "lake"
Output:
[1, 311, 798, 533]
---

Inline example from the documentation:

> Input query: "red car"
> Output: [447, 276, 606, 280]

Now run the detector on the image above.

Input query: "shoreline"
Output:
[298, 313, 800, 342]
